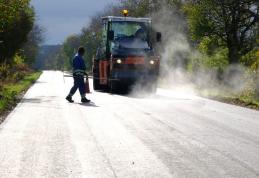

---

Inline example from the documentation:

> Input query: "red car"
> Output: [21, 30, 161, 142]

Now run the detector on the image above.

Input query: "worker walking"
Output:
[66, 47, 90, 103]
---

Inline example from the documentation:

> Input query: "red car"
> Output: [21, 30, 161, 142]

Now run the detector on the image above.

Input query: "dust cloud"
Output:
[130, 6, 257, 100]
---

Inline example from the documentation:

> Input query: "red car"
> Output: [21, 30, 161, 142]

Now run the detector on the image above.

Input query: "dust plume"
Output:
[130, 5, 258, 100]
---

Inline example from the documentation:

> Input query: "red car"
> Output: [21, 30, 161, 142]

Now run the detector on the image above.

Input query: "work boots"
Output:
[66, 96, 90, 103]
[81, 97, 90, 103]
[66, 96, 74, 103]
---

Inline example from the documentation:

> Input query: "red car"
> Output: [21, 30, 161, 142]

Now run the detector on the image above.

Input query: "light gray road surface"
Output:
[0, 71, 259, 178]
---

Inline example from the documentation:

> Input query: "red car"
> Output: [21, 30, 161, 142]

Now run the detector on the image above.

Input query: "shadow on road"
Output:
[21, 96, 59, 104]
[79, 102, 99, 107]
[35, 81, 48, 84]
[21, 98, 42, 103]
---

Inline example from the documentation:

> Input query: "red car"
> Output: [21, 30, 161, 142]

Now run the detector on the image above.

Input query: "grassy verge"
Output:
[0, 71, 42, 121]
[215, 96, 259, 110]
[200, 91, 259, 110]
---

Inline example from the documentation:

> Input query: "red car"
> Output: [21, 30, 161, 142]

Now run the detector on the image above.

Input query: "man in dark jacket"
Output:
[66, 47, 90, 103]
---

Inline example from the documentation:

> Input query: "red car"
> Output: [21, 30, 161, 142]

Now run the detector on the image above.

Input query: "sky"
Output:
[31, 0, 116, 45]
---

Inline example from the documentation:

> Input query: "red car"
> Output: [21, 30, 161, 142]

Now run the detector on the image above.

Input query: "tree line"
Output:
[49, 0, 258, 71]
[0, 0, 44, 81]
[1, 0, 258, 74]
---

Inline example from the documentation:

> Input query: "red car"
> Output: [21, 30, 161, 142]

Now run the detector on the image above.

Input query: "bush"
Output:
[188, 47, 229, 75]
[0, 64, 10, 81]
[240, 48, 259, 99]
[0, 55, 30, 83]
[240, 48, 259, 68]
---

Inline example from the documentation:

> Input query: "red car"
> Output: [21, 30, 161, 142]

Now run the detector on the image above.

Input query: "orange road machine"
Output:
[92, 10, 162, 92]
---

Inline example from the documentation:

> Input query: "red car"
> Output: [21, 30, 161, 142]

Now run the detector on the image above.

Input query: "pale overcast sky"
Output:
[31, 0, 117, 45]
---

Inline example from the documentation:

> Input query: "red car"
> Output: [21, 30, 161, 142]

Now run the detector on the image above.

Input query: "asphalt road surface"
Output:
[0, 71, 259, 178]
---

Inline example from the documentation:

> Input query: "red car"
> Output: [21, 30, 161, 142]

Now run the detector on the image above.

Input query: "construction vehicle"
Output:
[92, 10, 161, 92]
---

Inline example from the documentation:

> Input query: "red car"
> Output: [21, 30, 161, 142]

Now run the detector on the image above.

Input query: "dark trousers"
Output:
[69, 75, 85, 97]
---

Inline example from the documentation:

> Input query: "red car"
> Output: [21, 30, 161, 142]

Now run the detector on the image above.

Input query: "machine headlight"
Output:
[116, 59, 122, 64]
[150, 60, 155, 65]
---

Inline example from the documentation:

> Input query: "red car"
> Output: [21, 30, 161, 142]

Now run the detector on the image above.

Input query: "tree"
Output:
[62, 35, 81, 69]
[21, 23, 45, 66]
[80, 15, 104, 71]
[184, 0, 259, 63]
[60, 4, 123, 71]
[0, 0, 34, 64]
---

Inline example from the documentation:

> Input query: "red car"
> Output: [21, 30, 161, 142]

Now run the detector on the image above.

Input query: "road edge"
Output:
[0, 71, 42, 125]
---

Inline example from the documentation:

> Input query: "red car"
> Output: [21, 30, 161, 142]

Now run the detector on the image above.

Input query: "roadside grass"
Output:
[0, 71, 42, 118]
[200, 91, 259, 110]
[159, 79, 259, 110]
[220, 96, 259, 110]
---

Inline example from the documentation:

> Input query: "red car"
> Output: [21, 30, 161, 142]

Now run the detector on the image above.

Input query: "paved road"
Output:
[0, 71, 259, 178]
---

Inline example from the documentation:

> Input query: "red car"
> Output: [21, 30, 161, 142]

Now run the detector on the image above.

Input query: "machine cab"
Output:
[96, 16, 153, 60]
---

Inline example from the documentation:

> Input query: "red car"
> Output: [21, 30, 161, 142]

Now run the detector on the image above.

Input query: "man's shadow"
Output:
[79, 101, 99, 107]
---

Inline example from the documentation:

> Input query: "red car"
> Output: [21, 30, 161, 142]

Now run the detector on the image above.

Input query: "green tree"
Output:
[0, 0, 34, 64]
[80, 16, 103, 71]
[60, 5, 122, 71]
[21, 23, 45, 66]
[184, 0, 259, 63]
[62, 35, 81, 69]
